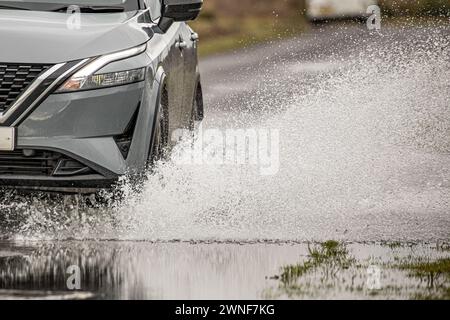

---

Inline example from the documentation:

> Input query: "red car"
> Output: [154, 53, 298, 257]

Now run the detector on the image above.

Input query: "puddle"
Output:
[0, 241, 448, 299]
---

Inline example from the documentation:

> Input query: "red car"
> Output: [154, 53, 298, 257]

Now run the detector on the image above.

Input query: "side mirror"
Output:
[158, 0, 203, 32]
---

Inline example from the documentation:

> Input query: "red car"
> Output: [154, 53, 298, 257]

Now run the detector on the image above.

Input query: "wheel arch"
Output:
[149, 66, 169, 154]
[124, 65, 169, 171]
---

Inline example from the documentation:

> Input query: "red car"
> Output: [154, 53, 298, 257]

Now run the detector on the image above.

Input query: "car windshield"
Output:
[0, 0, 140, 12]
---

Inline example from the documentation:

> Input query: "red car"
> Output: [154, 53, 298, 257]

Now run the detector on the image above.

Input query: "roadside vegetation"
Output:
[191, 0, 449, 56]
[278, 241, 355, 286]
[395, 257, 450, 299]
[189, 0, 307, 56]
[266, 241, 450, 300]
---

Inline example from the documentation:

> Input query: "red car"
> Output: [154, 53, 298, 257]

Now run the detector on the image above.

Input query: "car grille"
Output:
[0, 63, 53, 113]
[0, 150, 94, 177]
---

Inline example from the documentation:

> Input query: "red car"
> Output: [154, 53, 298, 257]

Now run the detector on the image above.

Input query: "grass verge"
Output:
[190, 15, 307, 56]
[267, 241, 450, 299]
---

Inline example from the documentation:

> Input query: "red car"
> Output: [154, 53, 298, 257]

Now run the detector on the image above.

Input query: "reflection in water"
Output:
[0, 242, 122, 299]
[0, 241, 303, 299]
[0, 241, 449, 299]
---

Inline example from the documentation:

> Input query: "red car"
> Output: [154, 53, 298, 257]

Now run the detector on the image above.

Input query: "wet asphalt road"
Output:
[0, 22, 449, 299]
[201, 22, 437, 115]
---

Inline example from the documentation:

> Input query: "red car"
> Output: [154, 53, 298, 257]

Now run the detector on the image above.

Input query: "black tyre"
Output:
[189, 81, 204, 133]
[148, 87, 169, 166]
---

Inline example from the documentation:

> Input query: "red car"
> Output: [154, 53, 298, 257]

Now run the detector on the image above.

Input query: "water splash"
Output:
[1, 24, 449, 242]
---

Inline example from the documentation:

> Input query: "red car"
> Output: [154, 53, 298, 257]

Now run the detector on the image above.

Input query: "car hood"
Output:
[0, 10, 150, 64]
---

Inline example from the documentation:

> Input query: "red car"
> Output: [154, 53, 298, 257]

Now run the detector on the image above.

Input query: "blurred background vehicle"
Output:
[306, 0, 379, 21]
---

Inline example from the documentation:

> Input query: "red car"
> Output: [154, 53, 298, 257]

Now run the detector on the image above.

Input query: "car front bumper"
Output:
[0, 78, 157, 193]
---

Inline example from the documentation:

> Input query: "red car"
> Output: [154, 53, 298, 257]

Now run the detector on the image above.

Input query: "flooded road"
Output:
[0, 241, 449, 299]
[0, 22, 449, 299]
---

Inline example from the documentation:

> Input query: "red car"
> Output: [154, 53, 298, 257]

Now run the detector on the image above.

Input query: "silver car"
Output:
[0, 0, 204, 193]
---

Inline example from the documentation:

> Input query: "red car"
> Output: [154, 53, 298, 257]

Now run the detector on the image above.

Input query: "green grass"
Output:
[398, 258, 450, 279]
[190, 15, 307, 56]
[396, 258, 450, 299]
[269, 242, 450, 299]
[278, 241, 354, 286]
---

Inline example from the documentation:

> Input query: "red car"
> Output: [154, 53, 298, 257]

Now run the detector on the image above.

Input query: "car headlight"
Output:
[57, 43, 147, 93]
